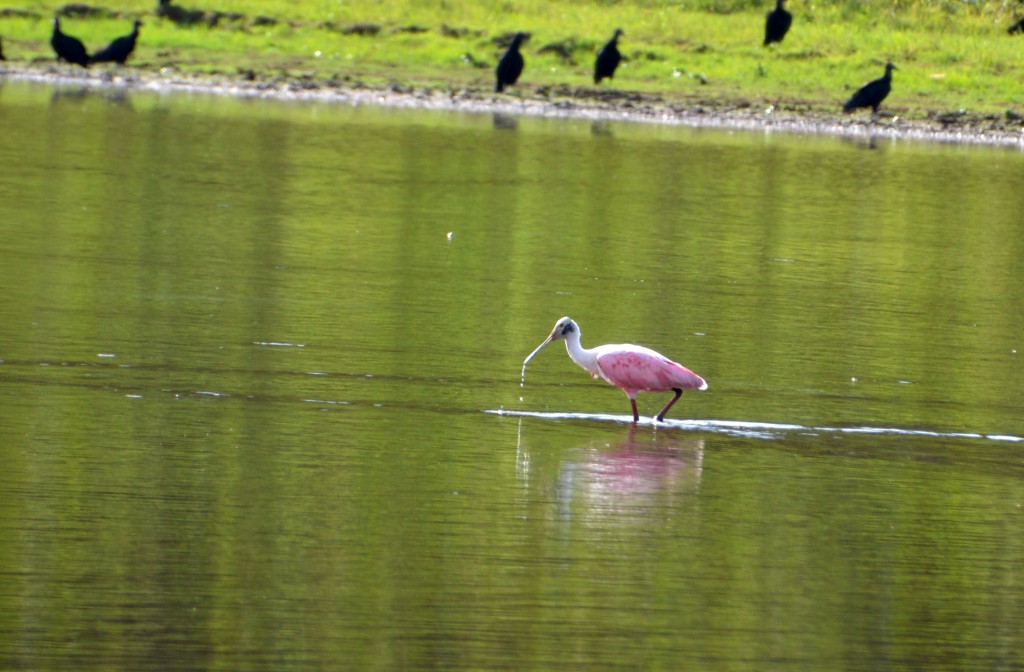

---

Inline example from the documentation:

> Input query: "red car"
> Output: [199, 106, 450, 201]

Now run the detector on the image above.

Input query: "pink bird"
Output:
[523, 317, 707, 423]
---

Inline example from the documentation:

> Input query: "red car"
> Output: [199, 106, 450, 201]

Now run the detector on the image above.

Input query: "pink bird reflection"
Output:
[554, 428, 704, 520]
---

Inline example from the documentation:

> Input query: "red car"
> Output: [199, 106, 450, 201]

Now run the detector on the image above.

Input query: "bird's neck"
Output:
[564, 332, 600, 377]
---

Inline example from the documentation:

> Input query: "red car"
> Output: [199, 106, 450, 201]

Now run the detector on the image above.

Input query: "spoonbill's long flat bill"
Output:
[522, 317, 707, 423]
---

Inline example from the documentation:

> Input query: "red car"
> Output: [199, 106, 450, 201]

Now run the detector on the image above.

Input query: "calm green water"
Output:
[1, 79, 1023, 671]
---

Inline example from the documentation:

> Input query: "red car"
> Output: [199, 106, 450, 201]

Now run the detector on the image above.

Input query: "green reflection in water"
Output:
[0, 79, 1022, 672]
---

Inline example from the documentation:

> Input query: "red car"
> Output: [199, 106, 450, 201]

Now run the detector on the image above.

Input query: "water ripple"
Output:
[487, 409, 1024, 443]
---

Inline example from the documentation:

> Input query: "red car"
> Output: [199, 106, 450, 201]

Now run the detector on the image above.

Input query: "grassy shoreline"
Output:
[3, 0, 1024, 142]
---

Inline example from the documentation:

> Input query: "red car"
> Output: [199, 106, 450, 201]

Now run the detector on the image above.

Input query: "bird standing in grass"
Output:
[51, 16, 89, 67]
[523, 317, 707, 424]
[496, 32, 528, 93]
[843, 62, 897, 115]
[763, 0, 792, 46]
[156, 0, 206, 26]
[594, 28, 623, 85]
[92, 19, 142, 64]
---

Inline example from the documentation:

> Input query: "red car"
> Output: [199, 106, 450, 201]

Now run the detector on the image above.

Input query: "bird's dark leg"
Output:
[656, 388, 684, 422]
[630, 399, 640, 424]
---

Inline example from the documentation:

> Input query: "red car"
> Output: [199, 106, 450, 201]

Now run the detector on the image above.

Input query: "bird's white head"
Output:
[548, 316, 578, 342]
[523, 316, 579, 367]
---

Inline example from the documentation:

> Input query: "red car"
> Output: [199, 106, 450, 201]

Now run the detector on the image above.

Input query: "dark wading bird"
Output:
[0, 36, 6, 61]
[92, 19, 142, 64]
[51, 16, 89, 67]
[763, 0, 792, 46]
[496, 31, 528, 93]
[522, 317, 708, 424]
[594, 28, 624, 85]
[843, 62, 896, 115]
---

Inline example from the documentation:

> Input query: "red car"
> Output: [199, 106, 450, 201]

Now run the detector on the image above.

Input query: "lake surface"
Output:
[1, 78, 1022, 671]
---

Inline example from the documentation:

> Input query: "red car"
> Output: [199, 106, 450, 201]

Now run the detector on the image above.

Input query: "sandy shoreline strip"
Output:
[5, 62, 1024, 148]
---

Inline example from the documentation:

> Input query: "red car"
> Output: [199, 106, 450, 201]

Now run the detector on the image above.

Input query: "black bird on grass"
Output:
[1009, 17, 1024, 34]
[496, 32, 528, 93]
[51, 16, 89, 67]
[763, 0, 792, 46]
[594, 28, 624, 85]
[156, 0, 206, 26]
[0, 36, 6, 61]
[92, 19, 142, 64]
[843, 62, 896, 115]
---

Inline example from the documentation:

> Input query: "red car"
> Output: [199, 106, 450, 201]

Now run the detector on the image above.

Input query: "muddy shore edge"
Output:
[5, 61, 1024, 148]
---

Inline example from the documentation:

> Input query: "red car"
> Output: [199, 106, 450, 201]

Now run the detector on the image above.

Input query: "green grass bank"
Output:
[3, 0, 1024, 121]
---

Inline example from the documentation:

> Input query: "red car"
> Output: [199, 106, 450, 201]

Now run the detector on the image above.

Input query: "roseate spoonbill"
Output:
[763, 0, 792, 46]
[522, 317, 707, 423]
[594, 28, 623, 85]
[51, 16, 89, 68]
[496, 32, 528, 93]
[92, 19, 142, 64]
[843, 63, 897, 115]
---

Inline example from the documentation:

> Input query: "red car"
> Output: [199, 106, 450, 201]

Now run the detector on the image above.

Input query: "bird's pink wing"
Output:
[595, 345, 706, 395]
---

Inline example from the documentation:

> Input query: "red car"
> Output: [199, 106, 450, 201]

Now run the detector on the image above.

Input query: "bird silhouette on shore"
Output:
[92, 19, 142, 64]
[764, 0, 792, 46]
[496, 32, 527, 93]
[843, 62, 896, 115]
[156, 0, 205, 25]
[594, 28, 623, 85]
[50, 16, 89, 67]
[523, 317, 707, 423]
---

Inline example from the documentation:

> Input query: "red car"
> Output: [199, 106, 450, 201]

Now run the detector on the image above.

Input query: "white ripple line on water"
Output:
[485, 409, 1024, 443]
[6, 69, 1024, 148]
